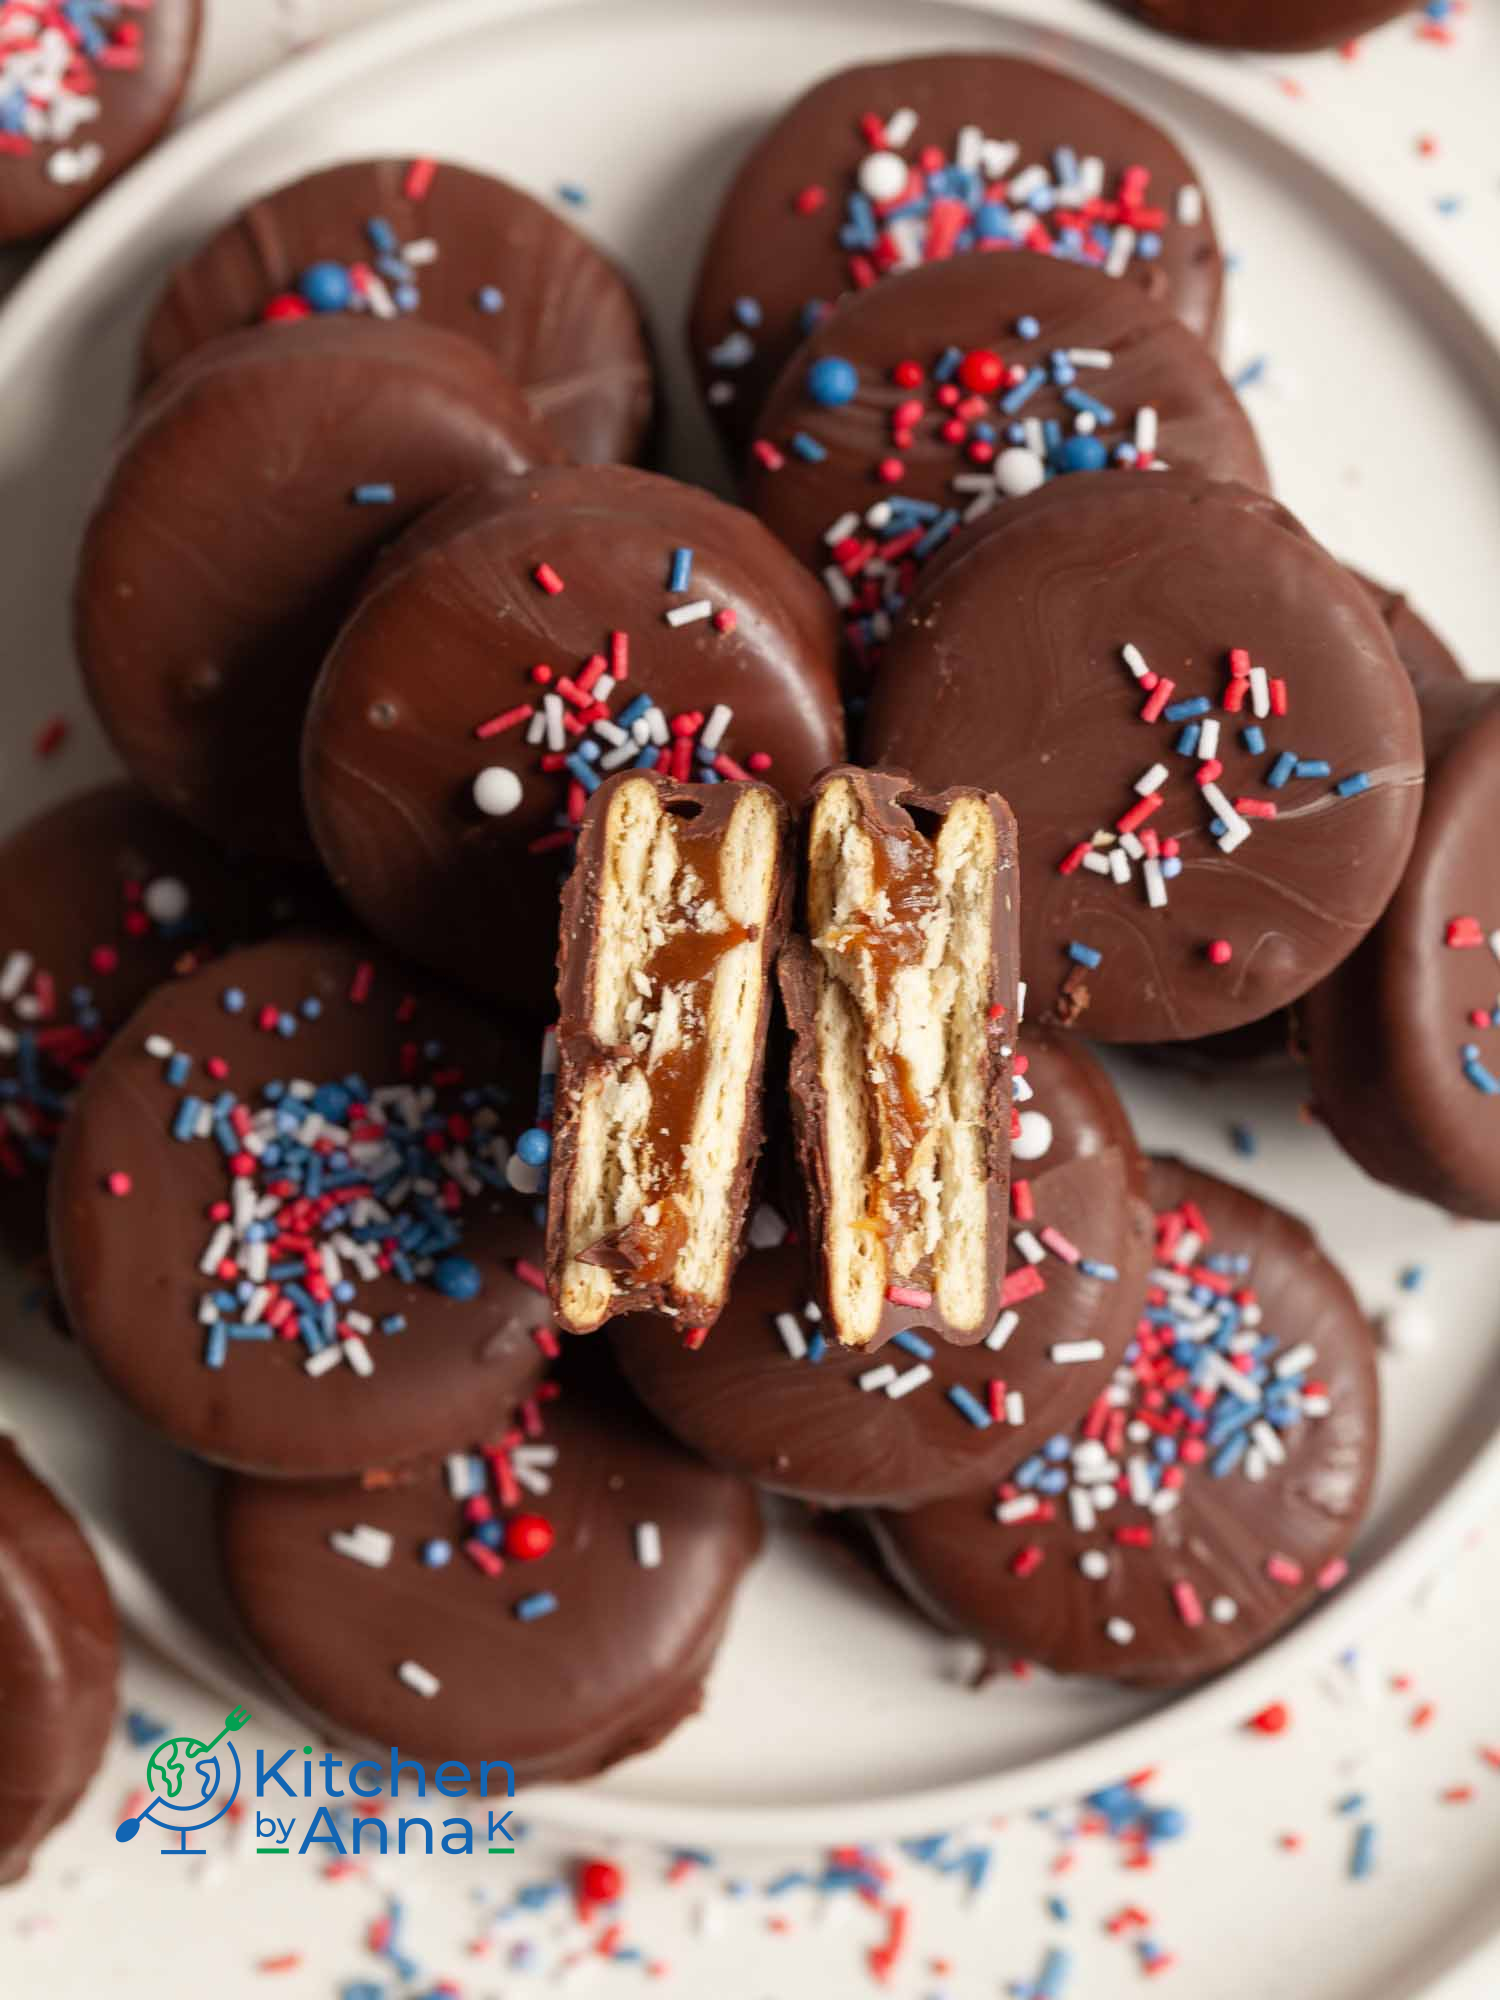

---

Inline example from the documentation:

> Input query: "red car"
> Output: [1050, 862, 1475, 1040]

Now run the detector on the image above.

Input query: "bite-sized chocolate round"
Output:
[140, 156, 656, 464]
[219, 1388, 762, 1783]
[50, 934, 551, 1477]
[866, 475, 1424, 1043]
[0, 0, 201, 245]
[689, 51, 1224, 452]
[1114, 0, 1413, 53]
[76, 318, 558, 864]
[303, 464, 844, 1019]
[612, 1028, 1153, 1509]
[0, 1436, 119, 1884]
[0, 783, 287, 1261]
[1304, 682, 1500, 1219]
[869, 1158, 1379, 1684]
[746, 252, 1267, 674]
[1141, 570, 1466, 1076]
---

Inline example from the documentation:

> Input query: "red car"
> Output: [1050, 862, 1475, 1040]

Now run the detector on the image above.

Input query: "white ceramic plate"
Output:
[2, 0, 1499, 1847]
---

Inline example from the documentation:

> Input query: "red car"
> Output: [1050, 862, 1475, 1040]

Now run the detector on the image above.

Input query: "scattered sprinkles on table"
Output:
[0, 1, 154, 191]
[140, 965, 528, 1378]
[0, 862, 205, 1184]
[986, 1189, 1347, 1658]
[1054, 640, 1372, 991]
[1441, 911, 1500, 1096]
[463, 549, 769, 846]
[758, 318, 1166, 673]
[703, 99, 1203, 415]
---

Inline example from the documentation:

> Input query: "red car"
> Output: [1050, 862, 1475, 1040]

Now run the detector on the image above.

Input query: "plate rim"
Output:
[4, 0, 1500, 1846]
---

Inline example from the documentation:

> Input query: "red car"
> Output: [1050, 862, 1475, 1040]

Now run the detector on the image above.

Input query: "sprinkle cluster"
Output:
[1443, 915, 1500, 1094]
[767, 1049, 1121, 1426]
[993, 1194, 1346, 1653]
[705, 100, 1202, 409]
[140, 967, 522, 1377]
[461, 552, 769, 849]
[1057, 641, 1372, 986]
[0, 1, 149, 187]
[0, 865, 198, 1182]
[759, 319, 1162, 671]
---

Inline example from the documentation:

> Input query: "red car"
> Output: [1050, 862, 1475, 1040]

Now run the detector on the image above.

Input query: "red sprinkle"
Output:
[1207, 939, 1233, 966]
[1248, 1701, 1291, 1736]
[403, 157, 437, 201]
[104, 1170, 133, 1197]
[533, 562, 565, 596]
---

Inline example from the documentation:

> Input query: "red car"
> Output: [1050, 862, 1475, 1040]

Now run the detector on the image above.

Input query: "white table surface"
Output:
[3, 3, 1499, 1995]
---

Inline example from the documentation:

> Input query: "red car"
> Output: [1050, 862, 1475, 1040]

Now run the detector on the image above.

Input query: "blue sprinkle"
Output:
[476, 285, 505, 313]
[1230, 1123, 1258, 1157]
[1175, 723, 1201, 757]
[1350, 1822, 1377, 1880]
[1266, 751, 1298, 789]
[299, 260, 354, 312]
[1079, 1259, 1119, 1281]
[668, 547, 694, 592]
[733, 296, 762, 327]
[791, 430, 828, 462]
[806, 355, 859, 408]
[514, 1591, 559, 1622]
[947, 1384, 992, 1430]
[352, 483, 396, 506]
[165, 1051, 191, 1087]
[1336, 771, 1371, 798]
[124, 1708, 169, 1746]
[1015, 314, 1041, 339]
[1067, 941, 1102, 970]
[556, 183, 587, 207]
[1240, 724, 1266, 755]
[892, 1330, 935, 1360]
[1337, 1792, 1367, 1815]
[1163, 696, 1211, 723]
[1294, 759, 1332, 780]
[222, 987, 246, 1013]
[1398, 1265, 1426, 1292]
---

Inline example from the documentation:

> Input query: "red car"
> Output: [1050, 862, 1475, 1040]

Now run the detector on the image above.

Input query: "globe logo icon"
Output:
[116, 1705, 250, 1855]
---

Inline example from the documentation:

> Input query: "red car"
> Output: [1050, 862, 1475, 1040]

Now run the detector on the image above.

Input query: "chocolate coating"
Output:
[303, 465, 844, 1019]
[612, 1026, 1152, 1508]
[76, 318, 558, 863]
[865, 475, 1425, 1043]
[0, 783, 288, 1263]
[1304, 681, 1500, 1219]
[0, 1437, 119, 1883]
[1115, 0, 1412, 53]
[140, 157, 656, 464]
[870, 1159, 1380, 1684]
[1141, 570, 1466, 1075]
[0, 0, 201, 245]
[747, 253, 1267, 673]
[219, 1390, 762, 1783]
[50, 934, 548, 1476]
[690, 51, 1224, 452]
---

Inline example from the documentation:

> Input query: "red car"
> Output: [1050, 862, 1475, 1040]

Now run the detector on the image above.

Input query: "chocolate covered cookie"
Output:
[866, 475, 1425, 1043]
[547, 773, 791, 1337]
[140, 156, 656, 463]
[690, 51, 1224, 450]
[870, 1159, 1379, 1684]
[303, 465, 843, 1018]
[0, 1436, 118, 1883]
[746, 252, 1267, 673]
[50, 935, 550, 1476]
[780, 769, 1018, 1349]
[76, 318, 558, 864]
[1115, 1, 1413, 53]
[0, 0, 201, 244]
[219, 1388, 762, 1783]
[0, 783, 287, 1261]
[613, 1025, 1152, 1507]
[1304, 681, 1500, 1219]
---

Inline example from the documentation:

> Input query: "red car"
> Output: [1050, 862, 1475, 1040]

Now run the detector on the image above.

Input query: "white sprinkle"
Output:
[822, 565, 854, 609]
[859, 1364, 897, 1392]
[665, 599, 713, 628]
[1127, 1455, 1155, 1506]
[144, 1034, 175, 1060]
[1108, 846, 1131, 886]
[473, 767, 523, 817]
[1209, 1594, 1239, 1623]
[774, 1311, 807, 1360]
[0, 952, 32, 1002]
[343, 1337, 373, 1378]
[524, 709, 547, 746]
[884, 105, 919, 148]
[1080, 156, 1105, 199]
[885, 1363, 932, 1400]
[1005, 1389, 1026, 1426]
[699, 703, 733, 752]
[1151, 1487, 1180, 1516]
[1012, 1111, 1053, 1162]
[198, 1223, 233, 1277]
[1380, 1299, 1432, 1355]
[1069, 1489, 1097, 1534]
[1079, 1548, 1110, 1580]
[446, 1453, 482, 1498]
[1012, 1071, 1034, 1104]
[1051, 1339, 1105, 1365]
[1274, 1342, 1317, 1378]
[981, 138, 1018, 179]
[398, 1660, 441, 1698]
[1197, 717, 1220, 762]
[996, 1495, 1041, 1525]
[304, 1345, 344, 1377]
[403, 237, 439, 264]
[748, 1203, 788, 1250]
[1177, 184, 1204, 225]
[804, 1300, 822, 1322]
[1488, 929, 1500, 965]
[1121, 642, 1151, 681]
[330, 1525, 393, 1568]
[859, 147, 909, 202]
[1252, 1420, 1286, 1466]
[985, 1310, 1019, 1353]
[1136, 762, 1169, 796]
[1120, 830, 1145, 861]
[955, 123, 984, 171]
[1249, 665, 1271, 718]
[1008, 164, 1047, 203]
[1105, 224, 1136, 277]
[825, 511, 860, 545]
[1014, 1229, 1046, 1266]
[1105, 1616, 1136, 1646]
[1066, 347, 1113, 369]
[143, 876, 190, 925]
[635, 1521, 663, 1569]
[1144, 857, 1168, 910]
[1082, 851, 1111, 876]
[1135, 405, 1159, 456]
[543, 692, 565, 752]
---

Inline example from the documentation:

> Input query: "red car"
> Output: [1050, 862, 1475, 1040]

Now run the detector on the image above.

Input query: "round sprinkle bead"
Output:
[957, 348, 1005, 396]
[515, 1126, 552, 1168]
[579, 1857, 625, 1904]
[505, 1513, 556, 1561]
[472, 766, 524, 817]
[262, 294, 311, 324]
[857, 149, 909, 203]
[1058, 434, 1109, 474]
[996, 448, 1046, 498]
[298, 261, 355, 313]
[806, 355, 860, 408]
[1013, 1110, 1054, 1162]
[1079, 1549, 1110, 1581]
[143, 876, 191, 926]
[432, 1255, 483, 1302]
